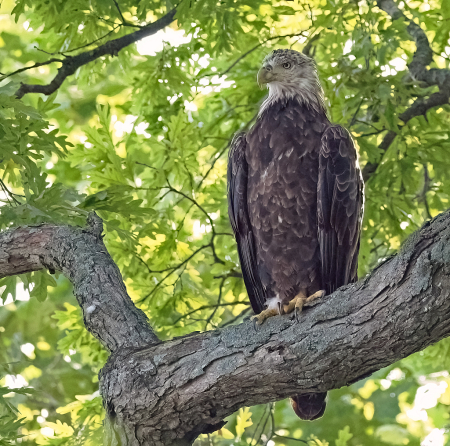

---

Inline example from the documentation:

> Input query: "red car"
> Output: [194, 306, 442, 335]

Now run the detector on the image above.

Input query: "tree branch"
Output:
[361, 0, 450, 182]
[0, 213, 159, 351]
[362, 91, 450, 181]
[99, 208, 450, 445]
[4, 209, 450, 445]
[13, 8, 177, 99]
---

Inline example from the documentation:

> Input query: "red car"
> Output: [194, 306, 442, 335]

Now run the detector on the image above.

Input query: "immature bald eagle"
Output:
[227, 49, 364, 420]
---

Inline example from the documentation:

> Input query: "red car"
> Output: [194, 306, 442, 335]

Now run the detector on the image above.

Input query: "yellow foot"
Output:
[283, 290, 325, 320]
[251, 308, 279, 326]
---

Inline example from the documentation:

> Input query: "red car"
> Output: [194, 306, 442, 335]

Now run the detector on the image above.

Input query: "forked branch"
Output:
[2, 210, 450, 445]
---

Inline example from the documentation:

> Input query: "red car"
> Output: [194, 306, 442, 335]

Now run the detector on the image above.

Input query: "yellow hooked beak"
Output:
[257, 65, 274, 87]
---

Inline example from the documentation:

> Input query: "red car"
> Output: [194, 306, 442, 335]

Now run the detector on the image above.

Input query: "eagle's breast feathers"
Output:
[228, 98, 363, 315]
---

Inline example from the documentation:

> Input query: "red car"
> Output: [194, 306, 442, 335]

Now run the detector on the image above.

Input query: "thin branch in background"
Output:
[0, 179, 22, 205]
[255, 404, 272, 445]
[263, 403, 276, 445]
[359, 128, 388, 137]
[196, 142, 231, 190]
[135, 244, 211, 304]
[139, 243, 210, 275]
[112, 0, 127, 24]
[164, 181, 226, 264]
[204, 277, 226, 329]
[219, 307, 252, 328]
[273, 434, 308, 444]
[166, 180, 216, 232]
[214, 270, 243, 279]
[302, 32, 321, 57]
[348, 97, 364, 128]
[354, 119, 383, 132]
[0, 58, 63, 82]
[217, 31, 310, 77]
[267, 402, 308, 444]
[112, 0, 142, 28]
[197, 109, 259, 190]
[362, 92, 450, 182]
[250, 404, 269, 446]
[132, 168, 228, 302]
[13, 7, 178, 98]
[417, 163, 432, 220]
[172, 301, 249, 325]
[58, 25, 122, 55]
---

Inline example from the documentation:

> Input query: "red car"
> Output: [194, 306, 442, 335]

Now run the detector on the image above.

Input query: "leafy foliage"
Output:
[1, 0, 450, 444]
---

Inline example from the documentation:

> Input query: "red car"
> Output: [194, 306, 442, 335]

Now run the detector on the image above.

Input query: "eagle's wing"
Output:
[227, 133, 266, 313]
[318, 125, 364, 294]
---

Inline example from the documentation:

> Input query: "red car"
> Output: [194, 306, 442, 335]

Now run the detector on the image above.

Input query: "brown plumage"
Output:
[227, 49, 364, 421]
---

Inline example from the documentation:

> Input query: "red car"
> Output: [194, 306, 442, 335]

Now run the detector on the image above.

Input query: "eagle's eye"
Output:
[282, 62, 292, 69]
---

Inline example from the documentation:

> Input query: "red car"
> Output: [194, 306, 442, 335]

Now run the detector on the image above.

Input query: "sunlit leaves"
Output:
[53, 303, 107, 368]
[335, 426, 353, 446]
[235, 407, 253, 438]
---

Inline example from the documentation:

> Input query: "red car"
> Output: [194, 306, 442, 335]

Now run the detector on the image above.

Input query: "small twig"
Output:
[250, 404, 269, 446]
[272, 434, 308, 444]
[359, 128, 388, 137]
[0, 179, 22, 205]
[417, 163, 432, 220]
[219, 307, 252, 328]
[204, 277, 226, 329]
[255, 406, 271, 445]
[173, 301, 249, 325]
[197, 110, 259, 190]
[213, 31, 309, 77]
[166, 181, 215, 232]
[302, 32, 321, 57]
[354, 119, 383, 132]
[0, 58, 63, 82]
[135, 244, 211, 304]
[112, 0, 127, 24]
[349, 97, 364, 128]
[111, 0, 142, 28]
[60, 25, 122, 54]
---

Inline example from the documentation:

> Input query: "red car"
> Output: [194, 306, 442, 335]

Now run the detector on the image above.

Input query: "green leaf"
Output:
[29, 270, 57, 302]
[235, 407, 252, 438]
[335, 426, 353, 446]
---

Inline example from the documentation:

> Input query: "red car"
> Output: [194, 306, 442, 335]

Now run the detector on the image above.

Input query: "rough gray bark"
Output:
[0, 213, 158, 350]
[2, 210, 450, 445]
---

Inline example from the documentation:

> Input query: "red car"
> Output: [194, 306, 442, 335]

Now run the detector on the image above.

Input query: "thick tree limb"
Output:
[362, 0, 450, 182]
[2, 209, 450, 444]
[0, 213, 159, 350]
[13, 8, 177, 99]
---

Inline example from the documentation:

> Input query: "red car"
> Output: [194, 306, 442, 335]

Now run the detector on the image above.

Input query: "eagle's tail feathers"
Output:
[290, 392, 327, 421]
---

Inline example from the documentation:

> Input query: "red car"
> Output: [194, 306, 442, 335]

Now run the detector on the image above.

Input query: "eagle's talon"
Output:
[251, 308, 279, 326]
[285, 289, 325, 322]
[251, 316, 259, 332]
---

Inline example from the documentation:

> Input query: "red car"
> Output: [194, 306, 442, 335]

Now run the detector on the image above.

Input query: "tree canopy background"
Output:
[1, 0, 450, 444]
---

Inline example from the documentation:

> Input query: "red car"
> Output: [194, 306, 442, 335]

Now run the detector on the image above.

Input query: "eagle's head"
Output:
[257, 49, 324, 113]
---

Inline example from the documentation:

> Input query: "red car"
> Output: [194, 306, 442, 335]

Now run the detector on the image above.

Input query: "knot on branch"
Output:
[85, 212, 104, 238]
